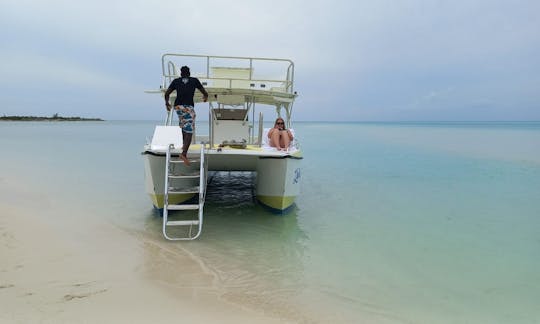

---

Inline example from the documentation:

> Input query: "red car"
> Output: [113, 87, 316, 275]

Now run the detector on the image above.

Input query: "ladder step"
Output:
[166, 220, 200, 226]
[169, 174, 200, 179]
[168, 186, 199, 194]
[170, 159, 201, 164]
[167, 204, 199, 210]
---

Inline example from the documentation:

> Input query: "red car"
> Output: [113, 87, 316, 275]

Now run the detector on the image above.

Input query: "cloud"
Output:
[408, 87, 456, 110]
[0, 51, 135, 91]
[1, 0, 540, 120]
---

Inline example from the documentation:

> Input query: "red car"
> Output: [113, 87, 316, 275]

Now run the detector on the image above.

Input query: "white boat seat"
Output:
[150, 126, 183, 150]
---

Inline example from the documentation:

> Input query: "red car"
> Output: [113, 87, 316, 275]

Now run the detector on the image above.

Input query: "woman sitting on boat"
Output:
[268, 117, 294, 151]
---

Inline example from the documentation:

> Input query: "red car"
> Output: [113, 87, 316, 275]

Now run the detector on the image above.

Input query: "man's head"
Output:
[180, 66, 190, 77]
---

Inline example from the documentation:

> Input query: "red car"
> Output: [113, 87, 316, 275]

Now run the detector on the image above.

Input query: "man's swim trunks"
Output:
[175, 105, 196, 133]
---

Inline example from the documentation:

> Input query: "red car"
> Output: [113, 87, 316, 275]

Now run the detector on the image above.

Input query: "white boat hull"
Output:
[256, 155, 302, 212]
[143, 144, 302, 212]
[143, 151, 200, 208]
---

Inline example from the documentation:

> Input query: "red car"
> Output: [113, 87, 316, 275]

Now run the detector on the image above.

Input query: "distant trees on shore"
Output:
[1, 113, 104, 121]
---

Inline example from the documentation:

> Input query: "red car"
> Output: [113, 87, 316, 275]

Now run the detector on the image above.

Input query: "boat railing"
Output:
[165, 107, 174, 125]
[161, 54, 295, 94]
[166, 61, 177, 85]
[208, 109, 213, 148]
[258, 112, 264, 147]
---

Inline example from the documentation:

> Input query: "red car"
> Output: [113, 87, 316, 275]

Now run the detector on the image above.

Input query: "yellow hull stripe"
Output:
[150, 193, 195, 209]
[256, 195, 296, 211]
[151, 193, 296, 211]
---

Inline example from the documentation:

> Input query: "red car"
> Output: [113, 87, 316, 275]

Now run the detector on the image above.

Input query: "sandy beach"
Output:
[0, 175, 285, 323]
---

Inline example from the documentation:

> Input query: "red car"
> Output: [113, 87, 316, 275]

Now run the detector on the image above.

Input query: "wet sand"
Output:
[0, 176, 285, 323]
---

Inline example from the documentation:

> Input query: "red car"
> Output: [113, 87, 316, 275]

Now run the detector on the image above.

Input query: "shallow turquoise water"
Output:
[1, 120, 539, 322]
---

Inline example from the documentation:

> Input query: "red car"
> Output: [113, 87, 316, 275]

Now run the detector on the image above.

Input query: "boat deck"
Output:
[144, 143, 302, 172]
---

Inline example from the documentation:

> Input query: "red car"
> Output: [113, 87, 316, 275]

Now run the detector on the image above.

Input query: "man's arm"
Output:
[164, 87, 173, 111]
[200, 87, 209, 102]
[196, 79, 209, 102]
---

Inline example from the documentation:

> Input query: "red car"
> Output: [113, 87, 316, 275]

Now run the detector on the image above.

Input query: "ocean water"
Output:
[1, 120, 540, 323]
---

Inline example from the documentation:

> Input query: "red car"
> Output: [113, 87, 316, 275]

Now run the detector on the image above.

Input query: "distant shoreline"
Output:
[1, 115, 104, 122]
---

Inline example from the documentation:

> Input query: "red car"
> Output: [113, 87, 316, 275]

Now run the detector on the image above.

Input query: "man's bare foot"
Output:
[181, 155, 190, 166]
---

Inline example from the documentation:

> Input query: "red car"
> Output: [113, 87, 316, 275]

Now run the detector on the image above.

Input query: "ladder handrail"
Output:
[162, 144, 173, 239]
[190, 144, 206, 240]
[165, 108, 174, 126]
[162, 143, 206, 240]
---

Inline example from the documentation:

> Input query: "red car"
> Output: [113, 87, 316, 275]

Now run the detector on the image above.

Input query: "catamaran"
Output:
[142, 54, 302, 240]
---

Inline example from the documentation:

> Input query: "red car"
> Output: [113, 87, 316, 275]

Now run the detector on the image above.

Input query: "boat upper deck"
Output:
[146, 54, 297, 107]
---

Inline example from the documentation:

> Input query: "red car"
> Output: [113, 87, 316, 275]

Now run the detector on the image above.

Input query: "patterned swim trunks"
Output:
[175, 105, 196, 133]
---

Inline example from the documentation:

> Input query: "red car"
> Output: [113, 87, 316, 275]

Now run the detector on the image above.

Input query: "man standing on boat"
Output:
[164, 66, 208, 165]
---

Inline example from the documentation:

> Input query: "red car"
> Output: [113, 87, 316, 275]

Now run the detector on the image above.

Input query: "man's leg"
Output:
[178, 106, 195, 166]
[181, 131, 192, 166]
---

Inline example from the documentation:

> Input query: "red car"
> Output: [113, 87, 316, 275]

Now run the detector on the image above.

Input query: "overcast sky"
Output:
[1, 0, 539, 121]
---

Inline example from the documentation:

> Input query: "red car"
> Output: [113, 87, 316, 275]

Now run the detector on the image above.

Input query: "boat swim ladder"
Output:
[162, 144, 208, 240]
